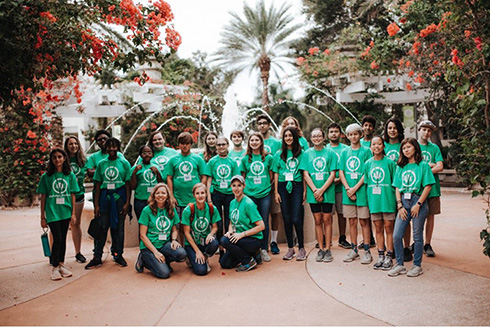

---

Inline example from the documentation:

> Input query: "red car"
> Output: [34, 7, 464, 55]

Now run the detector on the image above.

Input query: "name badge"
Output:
[350, 172, 358, 179]
[147, 187, 154, 193]
[184, 174, 192, 182]
[158, 234, 167, 241]
[373, 187, 381, 195]
[253, 176, 261, 184]
[220, 181, 228, 189]
[107, 183, 115, 190]
[285, 172, 294, 181]
[404, 193, 412, 200]
[315, 173, 323, 181]
[56, 198, 65, 205]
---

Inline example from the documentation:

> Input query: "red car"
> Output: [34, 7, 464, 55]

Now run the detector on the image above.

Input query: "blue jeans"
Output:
[184, 239, 219, 276]
[211, 191, 233, 242]
[278, 181, 305, 248]
[219, 235, 261, 268]
[133, 198, 148, 220]
[250, 193, 271, 251]
[94, 197, 125, 260]
[393, 194, 429, 267]
[140, 242, 187, 279]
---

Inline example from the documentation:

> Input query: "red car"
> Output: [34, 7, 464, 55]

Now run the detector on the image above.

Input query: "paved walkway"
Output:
[0, 188, 489, 325]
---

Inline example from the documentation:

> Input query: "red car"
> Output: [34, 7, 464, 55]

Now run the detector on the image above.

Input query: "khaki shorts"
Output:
[371, 212, 396, 221]
[343, 205, 370, 219]
[332, 192, 343, 215]
[428, 196, 441, 216]
[270, 197, 281, 214]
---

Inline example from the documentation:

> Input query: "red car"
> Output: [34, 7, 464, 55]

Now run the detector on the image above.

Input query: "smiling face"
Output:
[152, 132, 165, 151]
[418, 126, 432, 143]
[387, 122, 399, 140]
[66, 138, 79, 155]
[193, 186, 207, 205]
[51, 151, 66, 170]
[347, 131, 361, 145]
[283, 130, 294, 147]
[231, 180, 245, 198]
[257, 118, 271, 134]
[106, 143, 118, 158]
[362, 122, 375, 137]
[205, 134, 217, 147]
[140, 146, 153, 164]
[154, 186, 168, 207]
[216, 137, 228, 157]
[249, 135, 262, 151]
[231, 133, 243, 147]
[96, 134, 109, 150]
[285, 118, 297, 129]
[371, 137, 384, 156]
[402, 142, 416, 160]
[310, 129, 324, 146]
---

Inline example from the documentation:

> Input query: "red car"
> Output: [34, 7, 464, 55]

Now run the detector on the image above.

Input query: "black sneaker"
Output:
[115, 255, 128, 267]
[357, 241, 365, 250]
[424, 244, 436, 257]
[270, 242, 280, 255]
[135, 252, 144, 273]
[338, 236, 351, 249]
[236, 258, 257, 272]
[409, 243, 414, 253]
[403, 247, 413, 262]
[75, 253, 86, 263]
[85, 258, 102, 270]
[254, 250, 263, 265]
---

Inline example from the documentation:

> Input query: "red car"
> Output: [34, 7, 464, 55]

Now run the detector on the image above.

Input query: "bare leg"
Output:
[349, 217, 358, 245]
[384, 220, 394, 252]
[373, 220, 385, 251]
[323, 213, 332, 251]
[425, 214, 434, 244]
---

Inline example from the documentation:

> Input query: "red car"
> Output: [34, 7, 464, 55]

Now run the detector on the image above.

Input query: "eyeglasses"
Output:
[96, 137, 109, 142]
[257, 121, 269, 126]
[216, 143, 227, 147]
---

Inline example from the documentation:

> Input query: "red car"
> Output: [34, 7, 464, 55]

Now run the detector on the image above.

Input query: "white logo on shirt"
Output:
[230, 208, 239, 225]
[104, 167, 119, 181]
[156, 215, 171, 232]
[143, 169, 157, 183]
[251, 161, 265, 176]
[179, 161, 193, 175]
[286, 157, 299, 172]
[216, 164, 231, 179]
[52, 178, 68, 194]
[387, 150, 398, 161]
[193, 216, 208, 233]
[70, 163, 80, 175]
[313, 157, 326, 172]
[401, 170, 417, 188]
[347, 156, 361, 172]
[264, 145, 271, 154]
[370, 167, 385, 183]
[422, 151, 432, 163]
[155, 156, 169, 169]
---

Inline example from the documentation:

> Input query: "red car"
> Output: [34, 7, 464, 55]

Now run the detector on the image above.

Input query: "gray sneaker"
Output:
[343, 249, 359, 262]
[361, 251, 373, 264]
[388, 264, 407, 277]
[373, 255, 384, 270]
[283, 248, 295, 260]
[407, 265, 423, 277]
[261, 249, 272, 262]
[323, 250, 333, 262]
[315, 250, 325, 262]
[296, 248, 307, 261]
[381, 255, 393, 271]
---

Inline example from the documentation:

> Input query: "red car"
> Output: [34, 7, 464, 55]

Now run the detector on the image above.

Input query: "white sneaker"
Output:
[261, 249, 271, 262]
[388, 264, 407, 277]
[59, 265, 72, 278]
[51, 266, 62, 281]
[407, 265, 423, 277]
[206, 261, 211, 273]
[343, 249, 359, 262]
[360, 251, 373, 264]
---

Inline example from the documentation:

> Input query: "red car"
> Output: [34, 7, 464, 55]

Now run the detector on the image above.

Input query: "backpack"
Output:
[180, 202, 214, 235]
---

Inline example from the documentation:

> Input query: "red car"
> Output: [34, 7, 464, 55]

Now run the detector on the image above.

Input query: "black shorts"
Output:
[309, 203, 333, 214]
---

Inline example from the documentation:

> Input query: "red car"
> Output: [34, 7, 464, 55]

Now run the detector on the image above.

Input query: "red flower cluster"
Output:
[387, 23, 400, 37]
[451, 49, 463, 67]
[419, 24, 437, 38]
[308, 47, 319, 55]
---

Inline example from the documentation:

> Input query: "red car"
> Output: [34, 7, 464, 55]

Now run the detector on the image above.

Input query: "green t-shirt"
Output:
[131, 163, 160, 200]
[340, 145, 372, 206]
[86, 150, 124, 171]
[204, 155, 240, 194]
[299, 136, 309, 151]
[384, 142, 401, 163]
[181, 202, 221, 245]
[138, 206, 180, 249]
[69, 157, 86, 197]
[229, 195, 263, 239]
[263, 136, 281, 156]
[360, 138, 371, 148]
[165, 153, 206, 206]
[229, 149, 246, 167]
[393, 161, 436, 196]
[240, 154, 273, 199]
[136, 147, 178, 177]
[299, 147, 338, 204]
[326, 143, 348, 193]
[272, 149, 304, 182]
[93, 156, 132, 201]
[419, 142, 443, 198]
[36, 172, 80, 223]
[363, 157, 397, 213]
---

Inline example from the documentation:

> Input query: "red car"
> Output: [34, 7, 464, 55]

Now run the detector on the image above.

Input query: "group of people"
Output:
[37, 113, 443, 281]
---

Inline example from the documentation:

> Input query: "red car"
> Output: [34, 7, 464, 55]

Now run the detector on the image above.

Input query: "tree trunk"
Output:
[258, 54, 271, 112]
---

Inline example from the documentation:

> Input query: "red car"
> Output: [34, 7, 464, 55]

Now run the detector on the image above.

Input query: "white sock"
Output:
[271, 230, 278, 243]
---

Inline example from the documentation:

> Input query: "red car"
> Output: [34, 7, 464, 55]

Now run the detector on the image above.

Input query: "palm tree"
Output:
[213, 0, 299, 111]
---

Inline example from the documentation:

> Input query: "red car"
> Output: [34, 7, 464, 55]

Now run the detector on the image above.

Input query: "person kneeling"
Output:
[135, 183, 186, 279]
[182, 183, 220, 276]
[220, 175, 265, 272]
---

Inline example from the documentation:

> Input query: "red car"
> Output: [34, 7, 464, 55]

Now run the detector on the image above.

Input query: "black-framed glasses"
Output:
[216, 143, 227, 147]
[257, 121, 269, 126]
